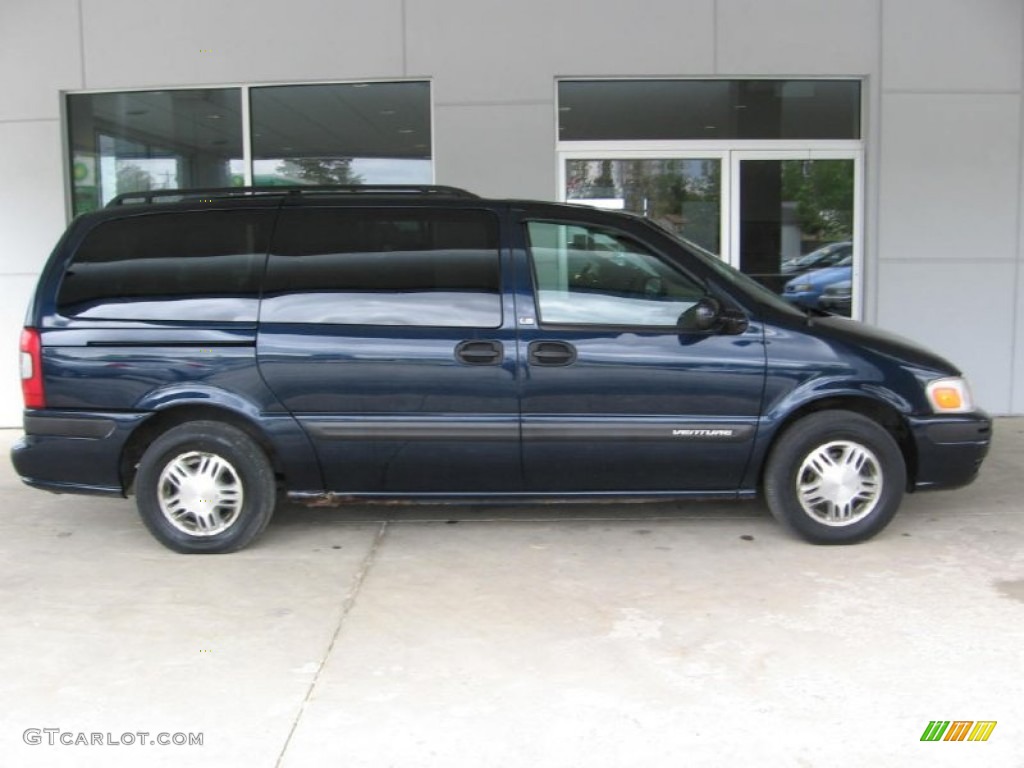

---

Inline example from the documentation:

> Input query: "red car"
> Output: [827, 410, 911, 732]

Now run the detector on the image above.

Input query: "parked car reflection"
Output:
[780, 241, 852, 276]
[782, 254, 852, 311]
[819, 279, 852, 316]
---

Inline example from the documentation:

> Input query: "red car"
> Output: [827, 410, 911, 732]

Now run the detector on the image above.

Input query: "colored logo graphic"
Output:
[920, 721, 997, 742]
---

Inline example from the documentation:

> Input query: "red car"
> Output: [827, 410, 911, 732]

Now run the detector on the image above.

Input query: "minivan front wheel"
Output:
[764, 411, 906, 544]
[135, 421, 276, 553]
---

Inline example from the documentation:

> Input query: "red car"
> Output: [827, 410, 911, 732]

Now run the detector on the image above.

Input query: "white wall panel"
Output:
[1014, 184, 1024, 413]
[0, 121, 68, 275]
[433, 103, 555, 200]
[407, 0, 715, 103]
[0, 121, 67, 426]
[81, 0, 404, 89]
[717, 0, 879, 76]
[0, 0, 82, 120]
[877, 260, 1015, 413]
[878, 93, 1019, 262]
[1014, 260, 1024, 413]
[883, 0, 1021, 92]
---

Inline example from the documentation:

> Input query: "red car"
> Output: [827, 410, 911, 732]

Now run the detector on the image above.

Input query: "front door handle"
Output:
[455, 340, 503, 365]
[528, 340, 577, 366]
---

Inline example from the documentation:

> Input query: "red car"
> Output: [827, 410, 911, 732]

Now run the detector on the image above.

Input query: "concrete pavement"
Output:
[1, 421, 1022, 767]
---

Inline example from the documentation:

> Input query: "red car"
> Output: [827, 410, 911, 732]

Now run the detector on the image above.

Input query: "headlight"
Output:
[790, 283, 812, 293]
[926, 377, 975, 414]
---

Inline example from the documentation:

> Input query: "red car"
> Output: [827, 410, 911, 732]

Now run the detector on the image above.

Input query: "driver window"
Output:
[526, 221, 705, 327]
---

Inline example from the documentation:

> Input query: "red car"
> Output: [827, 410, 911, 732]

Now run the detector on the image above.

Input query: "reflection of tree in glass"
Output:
[565, 160, 617, 198]
[624, 160, 721, 252]
[782, 160, 853, 241]
[116, 164, 153, 194]
[275, 158, 365, 186]
[591, 160, 615, 196]
[564, 159, 721, 252]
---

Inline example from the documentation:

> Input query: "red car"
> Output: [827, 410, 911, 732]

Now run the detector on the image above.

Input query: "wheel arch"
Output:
[758, 395, 917, 491]
[120, 404, 284, 495]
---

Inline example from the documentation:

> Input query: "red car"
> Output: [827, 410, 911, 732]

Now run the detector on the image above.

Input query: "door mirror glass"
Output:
[677, 296, 723, 332]
[690, 296, 721, 331]
[677, 297, 749, 335]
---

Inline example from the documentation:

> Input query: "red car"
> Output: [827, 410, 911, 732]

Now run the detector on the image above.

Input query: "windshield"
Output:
[642, 219, 805, 317]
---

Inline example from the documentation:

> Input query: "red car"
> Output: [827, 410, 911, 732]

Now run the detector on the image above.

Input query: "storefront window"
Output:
[558, 79, 863, 317]
[250, 82, 431, 186]
[67, 81, 433, 215]
[67, 89, 243, 215]
[558, 80, 861, 141]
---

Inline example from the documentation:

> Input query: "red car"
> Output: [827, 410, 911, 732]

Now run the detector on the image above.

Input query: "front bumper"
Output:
[11, 411, 149, 496]
[908, 412, 993, 491]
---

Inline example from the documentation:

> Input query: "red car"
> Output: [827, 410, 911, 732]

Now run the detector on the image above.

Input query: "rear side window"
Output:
[57, 211, 271, 322]
[262, 208, 501, 327]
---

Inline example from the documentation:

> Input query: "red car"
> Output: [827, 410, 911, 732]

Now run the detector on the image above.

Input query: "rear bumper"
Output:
[908, 412, 993, 491]
[10, 410, 149, 496]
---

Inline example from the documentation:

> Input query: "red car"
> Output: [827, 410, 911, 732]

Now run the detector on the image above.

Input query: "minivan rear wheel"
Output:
[135, 421, 276, 553]
[763, 411, 906, 544]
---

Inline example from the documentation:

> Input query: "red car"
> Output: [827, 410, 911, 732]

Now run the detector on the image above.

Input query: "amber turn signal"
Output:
[925, 377, 974, 414]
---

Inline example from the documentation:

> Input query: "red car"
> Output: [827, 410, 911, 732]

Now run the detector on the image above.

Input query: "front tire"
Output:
[764, 411, 906, 544]
[135, 421, 277, 553]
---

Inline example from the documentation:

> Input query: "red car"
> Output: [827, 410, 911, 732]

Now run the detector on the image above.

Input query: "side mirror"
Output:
[719, 308, 750, 335]
[692, 297, 720, 331]
[679, 297, 750, 335]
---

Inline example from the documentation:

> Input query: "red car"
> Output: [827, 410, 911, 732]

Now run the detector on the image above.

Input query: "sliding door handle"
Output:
[455, 340, 503, 365]
[528, 341, 577, 366]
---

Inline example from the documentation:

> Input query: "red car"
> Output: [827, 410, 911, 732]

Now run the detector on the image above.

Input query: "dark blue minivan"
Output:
[12, 186, 992, 553]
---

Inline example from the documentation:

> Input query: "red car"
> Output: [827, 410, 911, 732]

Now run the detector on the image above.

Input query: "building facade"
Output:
[1, 0, 1022, 425]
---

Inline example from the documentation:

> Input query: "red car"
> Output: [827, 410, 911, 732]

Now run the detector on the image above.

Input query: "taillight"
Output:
[20, 328, 45, 409]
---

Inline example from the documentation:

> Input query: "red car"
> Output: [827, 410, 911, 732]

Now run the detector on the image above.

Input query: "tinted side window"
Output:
[263, 209, 501, 327]
[58, 211, 271, 322]
[526, 221, 705, 327]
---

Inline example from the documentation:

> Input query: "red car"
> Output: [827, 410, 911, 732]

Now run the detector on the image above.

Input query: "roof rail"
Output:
[106, 184, 478, 207]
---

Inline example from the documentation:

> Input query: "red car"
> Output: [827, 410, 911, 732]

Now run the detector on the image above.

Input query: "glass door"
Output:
[560, 149, 863, 318]
[731, 151, 861, 317]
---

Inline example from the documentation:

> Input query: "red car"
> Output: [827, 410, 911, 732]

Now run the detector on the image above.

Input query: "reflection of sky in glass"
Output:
[538, 290, 695, 327]
[252, 158, 432, 185]
[351, 158, 432, 184]
[68, 297, 256, 322]
[262, 291, 500, 327]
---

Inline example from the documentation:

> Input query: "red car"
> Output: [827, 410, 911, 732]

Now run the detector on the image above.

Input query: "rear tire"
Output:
[135, 421, 276, 553]
[764, 411, 906, 544]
